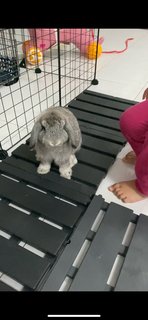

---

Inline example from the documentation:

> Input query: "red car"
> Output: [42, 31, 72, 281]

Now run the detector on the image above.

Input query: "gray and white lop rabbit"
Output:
[29, 106, 82, 179]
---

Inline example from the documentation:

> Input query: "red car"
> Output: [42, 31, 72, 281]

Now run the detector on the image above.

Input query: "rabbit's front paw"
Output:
[37, 163, 51, 174]
[60, 166, 72, 180]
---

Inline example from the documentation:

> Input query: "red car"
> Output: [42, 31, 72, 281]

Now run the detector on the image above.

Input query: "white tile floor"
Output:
[1, 28, 148, 217]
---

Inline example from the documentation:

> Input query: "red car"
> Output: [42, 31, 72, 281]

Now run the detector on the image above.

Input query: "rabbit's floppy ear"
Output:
[64, 120, 81, 149]
[29, 121, 42, 150]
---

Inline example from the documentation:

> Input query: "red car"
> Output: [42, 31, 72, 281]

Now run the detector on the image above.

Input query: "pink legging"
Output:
[120, 100, 148, 195]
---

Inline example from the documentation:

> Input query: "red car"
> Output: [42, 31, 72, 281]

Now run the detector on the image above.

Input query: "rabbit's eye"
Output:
[41, 125, 45, 131]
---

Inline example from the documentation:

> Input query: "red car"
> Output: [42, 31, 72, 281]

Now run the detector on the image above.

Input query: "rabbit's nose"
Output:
[55, 141, 61, 146]
[50, 141, 61, 146]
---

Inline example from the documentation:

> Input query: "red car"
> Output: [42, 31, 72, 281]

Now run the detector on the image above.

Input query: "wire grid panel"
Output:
[0, 28, 98, 151]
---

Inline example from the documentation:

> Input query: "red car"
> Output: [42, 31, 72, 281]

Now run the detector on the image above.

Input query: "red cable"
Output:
[102, 38, 134, 54]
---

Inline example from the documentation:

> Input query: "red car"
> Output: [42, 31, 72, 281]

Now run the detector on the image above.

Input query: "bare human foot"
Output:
[108, 180, 146, 203]
[122, 151, 136, 165]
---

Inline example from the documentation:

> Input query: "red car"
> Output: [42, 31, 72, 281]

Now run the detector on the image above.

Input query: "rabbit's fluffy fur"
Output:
[29, 106, 82, 179]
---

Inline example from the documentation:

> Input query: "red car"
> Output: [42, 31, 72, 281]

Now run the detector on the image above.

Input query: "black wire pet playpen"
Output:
[0, 28, 99, 157]
[0, 28, 146, 293]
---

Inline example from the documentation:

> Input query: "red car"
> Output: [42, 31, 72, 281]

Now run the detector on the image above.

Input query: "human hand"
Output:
[142, 88, 148, 100]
